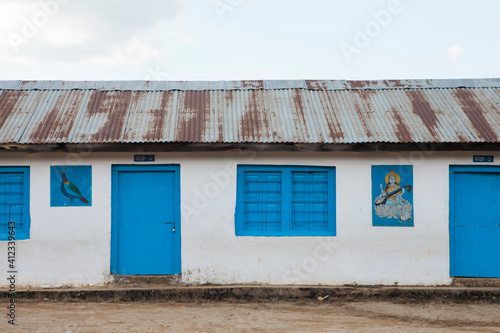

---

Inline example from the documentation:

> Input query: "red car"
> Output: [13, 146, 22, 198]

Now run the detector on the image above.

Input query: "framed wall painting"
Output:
[372, 165, 413, 227]
[50, 165, 92, 207]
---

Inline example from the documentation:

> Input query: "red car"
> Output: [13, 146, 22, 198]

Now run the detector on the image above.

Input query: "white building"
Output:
[0, 79, 499, 288]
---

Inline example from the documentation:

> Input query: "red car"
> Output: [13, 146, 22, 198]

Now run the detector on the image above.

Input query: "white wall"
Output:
[0, 150, 497, 287]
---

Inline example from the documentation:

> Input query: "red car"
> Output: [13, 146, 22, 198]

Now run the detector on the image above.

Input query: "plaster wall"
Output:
[0, 150, 496, 287]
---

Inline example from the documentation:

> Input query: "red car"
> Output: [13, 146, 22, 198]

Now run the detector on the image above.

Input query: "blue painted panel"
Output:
[111, 165, 180, 275]
[453, 227, 500, 277]
[372, 165, 414, 227]
[450, 166, 500, 278]
[243, 171, 282, 232]
[236, 165, 336, 236]
[452, 172, 500, 227]
[50, 165, 91, 207]
[291, 172, 328, 232]
[0, 167, 30, 240]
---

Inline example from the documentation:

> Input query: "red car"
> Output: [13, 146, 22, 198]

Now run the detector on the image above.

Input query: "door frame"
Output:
[449, 164, 500, 277]
[110, 164, 181, 274]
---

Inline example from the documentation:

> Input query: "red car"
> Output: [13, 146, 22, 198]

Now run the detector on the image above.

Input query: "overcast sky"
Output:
[0, 0, 499, 81]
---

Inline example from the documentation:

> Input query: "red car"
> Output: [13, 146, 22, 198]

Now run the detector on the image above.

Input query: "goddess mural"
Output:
[374, 168, 413, 222]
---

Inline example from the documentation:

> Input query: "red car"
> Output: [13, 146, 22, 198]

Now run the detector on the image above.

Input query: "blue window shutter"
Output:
[243, 171, 282, 232]
[0, 173, 5, 234]
[9, 174, 25, 232]
[291, 172, 329, 232]
[0, 167, 30, 240]
[236, 165, 336, 236]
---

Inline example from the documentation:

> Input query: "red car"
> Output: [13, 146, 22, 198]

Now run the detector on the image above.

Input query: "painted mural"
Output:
[372, 165, 413, 227]
[50, 166, 92, 207]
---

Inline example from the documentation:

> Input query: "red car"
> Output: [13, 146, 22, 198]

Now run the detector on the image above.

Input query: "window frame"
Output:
[0, 166, 30, 241]
[235, 165, 336, 236]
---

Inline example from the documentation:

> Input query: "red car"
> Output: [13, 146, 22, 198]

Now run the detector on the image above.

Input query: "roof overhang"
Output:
[1, 142, 500, 153]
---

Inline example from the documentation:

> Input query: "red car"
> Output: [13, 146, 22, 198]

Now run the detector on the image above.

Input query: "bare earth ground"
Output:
[1, 301, 499, 333]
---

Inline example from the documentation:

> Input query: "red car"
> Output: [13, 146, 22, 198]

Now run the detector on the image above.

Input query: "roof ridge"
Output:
[1, 79, 500, 92]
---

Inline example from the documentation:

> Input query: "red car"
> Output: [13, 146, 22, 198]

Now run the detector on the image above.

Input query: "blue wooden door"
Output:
[111, 165, 180, 275]
[450, 166, 500, 278]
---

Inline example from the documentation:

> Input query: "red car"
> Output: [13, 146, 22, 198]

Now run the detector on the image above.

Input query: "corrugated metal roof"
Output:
[0, 79, 499, 145]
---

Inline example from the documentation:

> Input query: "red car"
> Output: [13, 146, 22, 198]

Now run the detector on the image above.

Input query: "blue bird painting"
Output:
[59, 169, 89, 203]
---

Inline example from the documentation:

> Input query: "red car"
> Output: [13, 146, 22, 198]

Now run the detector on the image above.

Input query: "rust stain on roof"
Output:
[454, 89, 498, 142]
[29, 91, 85, 143]
[122, 91, 174, 142]
[391, 107, 412, 142]
[254, 90, 272, 140]
[224, 90, 234, 141]
[405, 90, 440, 140]
[239, 91, 256, 141]
[218, 99, 224, 143]
[240, 80, 264, 89]
[95, 91, 131, 142]
[130, 89, 145, 106]
[347, 80, 370, 89]
[354, 90, 376, 139]
[144, 91, 172, 142]
[122, 90, 145, 142]
[292, 90, 310, 141]
[315, 91, 345, 142]
[0, 91, 22, 130]
[148, 94, 167, 141]
[19, 81, 36, 89]
[31, 106, 60, 143]
[84, 91, 132, 142]
[305, 80, 329, 90]
[239, 92, 255, 141]
[387, 80, 407, 88]
[325, 113, 344, 142]
[176, 90, 208, 142]
[456, 132, 468, 142]
[387, 80, 402, 88]
[231, 89, 272, 142]
[347, 80, 390, 89]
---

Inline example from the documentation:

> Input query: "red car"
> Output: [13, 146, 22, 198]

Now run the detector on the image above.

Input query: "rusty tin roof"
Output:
[0, 79, 499, 145]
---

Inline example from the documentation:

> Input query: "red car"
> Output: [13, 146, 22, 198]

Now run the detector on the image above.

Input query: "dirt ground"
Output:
[1, 300, 499, 332]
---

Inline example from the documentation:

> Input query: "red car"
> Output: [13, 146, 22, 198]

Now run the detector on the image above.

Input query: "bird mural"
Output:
[59, 169, 89, 203]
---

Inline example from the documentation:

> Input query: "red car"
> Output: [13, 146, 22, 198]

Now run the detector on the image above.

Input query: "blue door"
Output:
[450, 166, 500, 278]
[111, 165, 180, 275]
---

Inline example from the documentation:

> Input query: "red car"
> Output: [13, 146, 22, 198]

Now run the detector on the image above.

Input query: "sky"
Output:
[0, 0, 499, 81]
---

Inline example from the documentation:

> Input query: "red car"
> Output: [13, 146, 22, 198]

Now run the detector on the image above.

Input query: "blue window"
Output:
[236, 165, 336, 236]
[0, 167, 30, 240]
